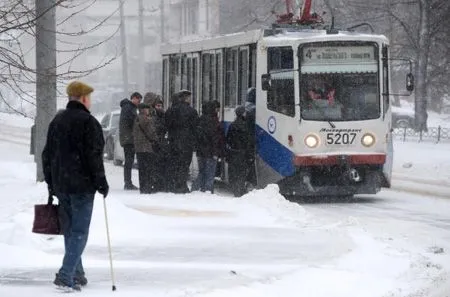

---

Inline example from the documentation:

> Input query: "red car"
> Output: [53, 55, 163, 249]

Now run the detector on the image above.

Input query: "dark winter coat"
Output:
[153, 108, 168, 154]
[226, 116, 251, 162]
[165, 101, 199, 153]
[42, 101, 108, 194]
[119, 99, 137, 146]
[133, 112, 157, 153]
[196, 101, 225, 158]
[153, 109, 167, 143]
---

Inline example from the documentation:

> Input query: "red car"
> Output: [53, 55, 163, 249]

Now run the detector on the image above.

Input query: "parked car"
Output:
[112, 131, 124, 166]
[112, 131, 137, 167]
[100, 110, 120, 160]
[392, 106, 415, 129]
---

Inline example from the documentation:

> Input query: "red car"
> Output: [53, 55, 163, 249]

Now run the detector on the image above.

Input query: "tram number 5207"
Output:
[326, 132, 357, 145]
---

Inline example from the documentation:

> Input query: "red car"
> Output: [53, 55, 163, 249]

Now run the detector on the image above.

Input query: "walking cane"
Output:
[103, 198, 117, 291]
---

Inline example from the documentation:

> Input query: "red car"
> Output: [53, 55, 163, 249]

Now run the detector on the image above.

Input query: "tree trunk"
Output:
[414, 0, 430, 132]
[35, 0, 57, 182]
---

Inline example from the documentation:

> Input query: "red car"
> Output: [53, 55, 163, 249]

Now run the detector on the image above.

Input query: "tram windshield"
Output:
[299, 42, 380, 121]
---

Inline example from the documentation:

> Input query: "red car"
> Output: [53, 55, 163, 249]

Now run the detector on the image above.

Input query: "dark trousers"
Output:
[136, 152, 156, 194]
[167, 147, 193, 193]
[56, 192, 95, 287]
[154, 152, 167, 192]
[191, 157, 217, 193]
[123, 144, 135, 186]
[228, 154, 249, 197]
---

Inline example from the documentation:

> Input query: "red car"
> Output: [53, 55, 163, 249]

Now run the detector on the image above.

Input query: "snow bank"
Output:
[241, 184, 310, 227]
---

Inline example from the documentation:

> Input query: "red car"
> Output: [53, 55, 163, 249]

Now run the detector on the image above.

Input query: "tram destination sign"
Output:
[302, 45, 375, 64]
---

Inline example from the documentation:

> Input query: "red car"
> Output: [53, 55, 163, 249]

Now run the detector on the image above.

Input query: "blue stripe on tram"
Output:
[222, 121, 295, 177]
[255, 125, 295, 177]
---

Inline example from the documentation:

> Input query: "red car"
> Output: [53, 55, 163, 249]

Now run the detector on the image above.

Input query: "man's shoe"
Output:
[74, 274, 88, 286]
[53, 274, 81, 292]
[55, 273, 87, 287]
[124, 184, 139, 190]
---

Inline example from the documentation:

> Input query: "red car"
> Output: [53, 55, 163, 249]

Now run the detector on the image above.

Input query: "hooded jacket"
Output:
[133, 112, 157, 153]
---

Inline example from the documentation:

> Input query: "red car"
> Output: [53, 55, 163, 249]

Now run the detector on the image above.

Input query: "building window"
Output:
[184, 0, 198, 36]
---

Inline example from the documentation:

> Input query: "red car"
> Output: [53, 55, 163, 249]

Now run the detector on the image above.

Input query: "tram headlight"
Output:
[361, 133, 376, 147]
[304, 134, 320, 148]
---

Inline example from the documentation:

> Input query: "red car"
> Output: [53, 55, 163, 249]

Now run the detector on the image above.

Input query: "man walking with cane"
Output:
[42, 81, 109, 292]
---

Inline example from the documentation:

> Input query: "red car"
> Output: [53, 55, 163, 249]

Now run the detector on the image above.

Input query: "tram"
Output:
[160, 1, 414, 196]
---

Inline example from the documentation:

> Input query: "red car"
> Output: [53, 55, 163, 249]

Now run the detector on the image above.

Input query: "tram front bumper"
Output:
[277, 167, 383, 197]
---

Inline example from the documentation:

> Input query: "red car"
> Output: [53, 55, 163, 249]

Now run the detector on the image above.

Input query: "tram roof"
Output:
[160, 28, 389, 55]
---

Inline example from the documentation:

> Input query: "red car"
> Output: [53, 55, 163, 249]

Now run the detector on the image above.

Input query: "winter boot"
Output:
[74, 274, 88, 286]
[53, 274, 81, 292]
[124, 184, 139, 190]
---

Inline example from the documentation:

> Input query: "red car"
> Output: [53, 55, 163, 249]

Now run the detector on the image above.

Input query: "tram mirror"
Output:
[406, 73, 414, 92]
[261, 74, 271, 91]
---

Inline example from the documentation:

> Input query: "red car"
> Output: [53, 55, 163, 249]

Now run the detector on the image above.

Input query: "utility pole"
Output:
[160, 0, 165, 43]
[387, 0, 400, 107]
[119, 0, 129, 96]
[35, 0, 57, 182]
[138, 0, 145, 92]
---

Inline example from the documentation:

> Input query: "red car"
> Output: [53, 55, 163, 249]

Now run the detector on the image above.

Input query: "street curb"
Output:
[390, 180, 450, 199]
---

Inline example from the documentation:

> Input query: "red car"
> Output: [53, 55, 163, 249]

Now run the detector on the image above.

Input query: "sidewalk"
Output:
[391, 140, 450, 198]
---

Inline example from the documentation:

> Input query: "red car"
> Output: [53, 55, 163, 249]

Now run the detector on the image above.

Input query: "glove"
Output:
[98, 185, 109, 198]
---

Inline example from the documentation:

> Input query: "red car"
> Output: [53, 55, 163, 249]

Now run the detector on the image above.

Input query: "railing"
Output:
[393, 126, 450, 143]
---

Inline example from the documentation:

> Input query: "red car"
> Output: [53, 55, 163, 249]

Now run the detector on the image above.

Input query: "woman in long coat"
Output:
[133, 103, 157, 194]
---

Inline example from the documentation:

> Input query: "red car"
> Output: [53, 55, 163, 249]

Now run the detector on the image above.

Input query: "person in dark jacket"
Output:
[152, 96, 168, 192]
[119, 92, 142, 190]
[226, 106, 251, 197]
[191, 101, 225, 193]
[245, 87, 257, 185]
[165, 90, 199, 193]
[42, 81, 109, 292]
[133, 103, 157, 194]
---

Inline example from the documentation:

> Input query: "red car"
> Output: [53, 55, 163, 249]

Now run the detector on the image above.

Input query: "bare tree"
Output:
[0, 0, 121, 180]
[0, 0, 120, 117]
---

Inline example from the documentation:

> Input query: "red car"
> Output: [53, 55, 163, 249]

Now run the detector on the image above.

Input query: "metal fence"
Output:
[393, 126, 450, 143]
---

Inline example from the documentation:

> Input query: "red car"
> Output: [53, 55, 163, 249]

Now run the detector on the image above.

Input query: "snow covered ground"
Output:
[0, 112, 449, 297]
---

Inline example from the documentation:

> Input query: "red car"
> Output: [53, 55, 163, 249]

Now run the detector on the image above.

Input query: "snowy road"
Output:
[0, 113, 449, 297]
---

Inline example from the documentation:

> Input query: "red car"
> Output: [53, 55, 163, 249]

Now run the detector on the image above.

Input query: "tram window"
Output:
[210, 53, 216, 101]
[382, 45, 389, 115]
[162, 58, 168, 103]
[267, 47, 295, 117]
[268, 47, 293, 70]
[181, 56, 187, 89]
[216, 52, 223, 103]
[225, 48, 238, 107]
[169, 56, 180, 100]
[267, 73, 295, 117]
[239, 48, 249, 105]
[192, 57, 198, 109]
[202, 53, 211, 105]
[186, 57, 192, 92]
